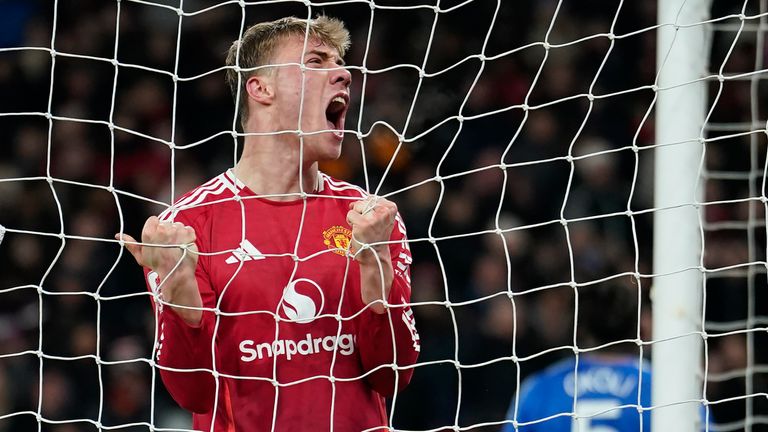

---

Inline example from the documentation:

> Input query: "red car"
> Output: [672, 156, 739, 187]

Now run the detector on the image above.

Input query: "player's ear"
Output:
[245, 75, 274, 106]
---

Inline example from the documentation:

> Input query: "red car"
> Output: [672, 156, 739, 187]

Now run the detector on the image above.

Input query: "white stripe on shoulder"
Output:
[322, 175, 367, 198]
[223, 169, 246, 193]
[177, 182, 229, 211]
[173, 178, 223, 208]
[158, 207, 174, 222]
[158, 177, 231, 221]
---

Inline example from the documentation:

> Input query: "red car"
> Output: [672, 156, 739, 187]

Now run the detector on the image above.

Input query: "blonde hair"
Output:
[225, 16, 351, 126]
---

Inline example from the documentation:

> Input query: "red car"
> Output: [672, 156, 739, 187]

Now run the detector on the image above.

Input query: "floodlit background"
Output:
[1, 0, 767, 430]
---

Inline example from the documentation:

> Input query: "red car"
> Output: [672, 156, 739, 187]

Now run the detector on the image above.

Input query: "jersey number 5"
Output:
[571, 399, 621, 432]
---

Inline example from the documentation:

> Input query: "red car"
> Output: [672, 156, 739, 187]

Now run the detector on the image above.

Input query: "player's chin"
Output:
[322, 132, 344, 159]
[306, 132, 343, 161]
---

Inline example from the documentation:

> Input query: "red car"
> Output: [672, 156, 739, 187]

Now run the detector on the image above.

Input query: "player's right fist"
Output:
[120, 216, 198, 273]
[116, 216, 203, 326]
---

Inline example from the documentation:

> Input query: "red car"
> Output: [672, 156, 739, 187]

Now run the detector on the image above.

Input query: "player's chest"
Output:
[204, 201, 361, 315]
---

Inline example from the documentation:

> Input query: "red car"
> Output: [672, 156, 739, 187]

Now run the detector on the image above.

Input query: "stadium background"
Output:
[0, 0, 766, 430]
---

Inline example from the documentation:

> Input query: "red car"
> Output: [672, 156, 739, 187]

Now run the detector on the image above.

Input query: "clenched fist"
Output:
[116, 216, 203, 325]
[347, 197, 398, 313]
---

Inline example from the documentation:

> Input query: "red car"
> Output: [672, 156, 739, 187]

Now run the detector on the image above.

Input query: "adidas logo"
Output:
[225, 239, 265, 264]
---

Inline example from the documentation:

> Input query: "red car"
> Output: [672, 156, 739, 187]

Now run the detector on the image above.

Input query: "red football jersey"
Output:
[144, 170, 420, 431]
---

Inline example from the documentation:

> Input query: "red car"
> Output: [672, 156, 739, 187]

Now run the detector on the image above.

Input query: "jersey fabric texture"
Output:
[502, 355, 651, 432]
[143, 170, 420, 431]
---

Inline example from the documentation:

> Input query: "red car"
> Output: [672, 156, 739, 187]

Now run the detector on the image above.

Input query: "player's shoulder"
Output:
[519, 357, 575, 396]
[158, 170, 241, 223]
[580, 355, 652, 376]
[539, 356, 578, 379]
[318, 172, 368, 199]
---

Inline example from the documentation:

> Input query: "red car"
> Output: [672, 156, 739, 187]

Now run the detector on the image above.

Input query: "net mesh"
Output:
[0, 0, 766, 431]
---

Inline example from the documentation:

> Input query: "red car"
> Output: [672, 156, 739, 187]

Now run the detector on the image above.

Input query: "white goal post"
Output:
[654, 1, 768, 431]
[653, 0, 710, 430]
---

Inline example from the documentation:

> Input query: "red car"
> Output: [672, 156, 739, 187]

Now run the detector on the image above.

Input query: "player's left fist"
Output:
[346, 196, 397, 264]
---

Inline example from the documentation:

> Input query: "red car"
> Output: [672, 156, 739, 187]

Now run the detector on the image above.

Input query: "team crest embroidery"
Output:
[322, 225, 352, 256]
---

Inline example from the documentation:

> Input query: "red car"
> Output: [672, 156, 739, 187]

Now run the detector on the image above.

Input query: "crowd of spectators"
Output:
[1, 0, 767, 430]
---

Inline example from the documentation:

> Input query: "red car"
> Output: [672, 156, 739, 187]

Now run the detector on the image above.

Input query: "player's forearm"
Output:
[357, 275, 419, 395]
[357, 246, 394, 314]
[157, 266, 204, 326]
[157, 308, 216, 413]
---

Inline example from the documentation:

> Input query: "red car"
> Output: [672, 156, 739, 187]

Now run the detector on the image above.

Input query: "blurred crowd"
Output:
[1, 0, 767, 431]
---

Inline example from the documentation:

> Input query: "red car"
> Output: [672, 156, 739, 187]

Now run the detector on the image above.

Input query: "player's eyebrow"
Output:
[304, 49, 345, 66]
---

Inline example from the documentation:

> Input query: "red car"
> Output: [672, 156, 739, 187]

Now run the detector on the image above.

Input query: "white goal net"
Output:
[0, 0, 766, 431]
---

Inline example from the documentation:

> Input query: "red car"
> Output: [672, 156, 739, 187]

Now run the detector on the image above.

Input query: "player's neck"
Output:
[234, 141, 319, 201]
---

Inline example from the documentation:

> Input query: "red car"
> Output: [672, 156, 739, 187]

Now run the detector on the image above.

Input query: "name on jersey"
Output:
[563, 367, 638, 398]
[239, 333, 355, 362]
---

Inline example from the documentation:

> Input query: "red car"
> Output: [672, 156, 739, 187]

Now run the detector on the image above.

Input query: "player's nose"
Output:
[330, 66, 351, 88]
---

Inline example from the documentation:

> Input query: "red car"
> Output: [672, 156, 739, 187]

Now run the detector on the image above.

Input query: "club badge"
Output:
[322, 225, 352, 256]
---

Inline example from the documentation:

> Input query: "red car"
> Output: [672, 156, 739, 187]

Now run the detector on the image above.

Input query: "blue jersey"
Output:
[502, 355, 651, 432]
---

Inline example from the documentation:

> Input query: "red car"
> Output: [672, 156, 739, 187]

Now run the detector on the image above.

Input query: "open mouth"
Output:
[325, 95, 347, 138]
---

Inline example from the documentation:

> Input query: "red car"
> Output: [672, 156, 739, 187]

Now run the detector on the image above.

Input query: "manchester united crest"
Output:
[322, 225, 352, 256]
